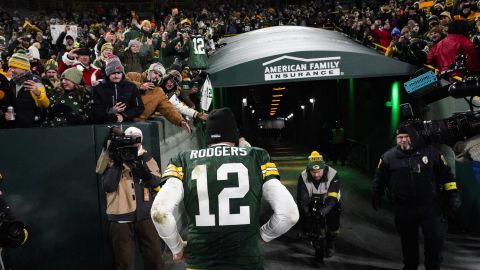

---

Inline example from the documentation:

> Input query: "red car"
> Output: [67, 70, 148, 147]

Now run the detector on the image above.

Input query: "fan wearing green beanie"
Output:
[43, 67, 93, 127]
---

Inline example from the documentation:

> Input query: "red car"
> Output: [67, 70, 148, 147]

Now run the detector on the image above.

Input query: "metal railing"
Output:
[346, 138, 370, 171]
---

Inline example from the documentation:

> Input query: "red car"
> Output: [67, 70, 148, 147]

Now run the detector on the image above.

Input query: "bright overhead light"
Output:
[273, 87, 286, 91]
[271, 99, 281, 102]
[301, 105, 305, 110]
[242, 98, 247, 106]
[271, 103, 279, 106]
[272, 94, 283, 97]
[251, 109, 255, 114]
[309, 98, 315, 104]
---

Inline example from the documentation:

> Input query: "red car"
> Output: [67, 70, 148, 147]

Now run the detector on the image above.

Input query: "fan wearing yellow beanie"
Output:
[4, 52, 49, 127]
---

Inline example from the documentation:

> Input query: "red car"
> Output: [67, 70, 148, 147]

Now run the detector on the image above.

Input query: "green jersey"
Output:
[187, 35, 209, 69]
[162, 144, 280, 270]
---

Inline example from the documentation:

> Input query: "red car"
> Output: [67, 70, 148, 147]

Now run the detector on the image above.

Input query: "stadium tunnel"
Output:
[207, 26, 416, 172]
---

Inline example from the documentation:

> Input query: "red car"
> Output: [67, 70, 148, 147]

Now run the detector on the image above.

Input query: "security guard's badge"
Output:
[440, 155, 448, 166]
[422, 156, 429, 165]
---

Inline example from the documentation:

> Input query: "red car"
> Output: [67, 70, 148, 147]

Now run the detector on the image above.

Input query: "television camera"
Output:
[401, 55, 480, 147]
[105, 126, 141, 162]
[299, 194, 327, 263]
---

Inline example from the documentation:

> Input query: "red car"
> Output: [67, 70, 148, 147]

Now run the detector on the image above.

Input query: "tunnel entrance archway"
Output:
[207, 26, 416, 171]
[207, 26, 416, 88]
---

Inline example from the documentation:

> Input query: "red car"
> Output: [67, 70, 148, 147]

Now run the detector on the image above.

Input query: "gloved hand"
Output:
[130, 158, 152, 181]
[372, 195, 381, 211]
[109, 152, 123, 167]
[444, 190, 461, 218]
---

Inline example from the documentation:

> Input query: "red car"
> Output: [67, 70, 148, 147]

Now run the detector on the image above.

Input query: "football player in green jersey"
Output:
[151, 107, 299, 270]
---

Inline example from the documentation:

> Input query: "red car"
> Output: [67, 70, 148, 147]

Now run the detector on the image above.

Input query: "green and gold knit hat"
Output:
[8, 52, 31, 71]
[306, 151, 326, 170]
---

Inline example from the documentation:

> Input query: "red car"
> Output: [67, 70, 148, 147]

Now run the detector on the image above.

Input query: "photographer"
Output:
[100, 127, 165, 270]
[372, 122, 461, 270]
[2, 52, 49, 128]
[297, 151, 341, 260]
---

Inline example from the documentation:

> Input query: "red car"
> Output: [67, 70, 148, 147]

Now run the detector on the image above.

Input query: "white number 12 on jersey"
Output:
[192, 163, 250, 226]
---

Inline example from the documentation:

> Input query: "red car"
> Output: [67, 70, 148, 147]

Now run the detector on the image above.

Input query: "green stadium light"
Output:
[390, 81, 401, 138]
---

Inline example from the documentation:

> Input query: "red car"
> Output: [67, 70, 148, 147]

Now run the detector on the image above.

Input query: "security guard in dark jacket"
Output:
[372, 123, 461, 270]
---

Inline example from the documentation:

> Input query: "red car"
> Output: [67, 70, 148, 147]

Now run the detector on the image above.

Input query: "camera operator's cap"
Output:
[105, 56, 124, 76]
[124, 127, 143, 143]
[8, 52, 30, 71]
[205, 107, 240, 145]
[439, 11, 452, 20]
[307, 151, 326, 170]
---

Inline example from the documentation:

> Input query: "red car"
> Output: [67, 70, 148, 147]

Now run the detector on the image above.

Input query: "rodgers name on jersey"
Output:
[189, 146, 248, 159]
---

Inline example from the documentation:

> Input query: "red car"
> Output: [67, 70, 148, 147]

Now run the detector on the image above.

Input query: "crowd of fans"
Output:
[1, 0, 480, 129]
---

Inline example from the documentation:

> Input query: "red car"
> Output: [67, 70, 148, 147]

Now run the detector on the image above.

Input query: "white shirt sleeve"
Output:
[168, 94, 197, 118]
[260, 178, 299, 242]
[151, 178, 186, 255]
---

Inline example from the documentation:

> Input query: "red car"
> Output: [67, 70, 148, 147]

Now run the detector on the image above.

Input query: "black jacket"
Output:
[373, 145, 456, 206]
[92, 76, 144, 123]
[1, 73, 47, 128]
[297, 166, 340, 217]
